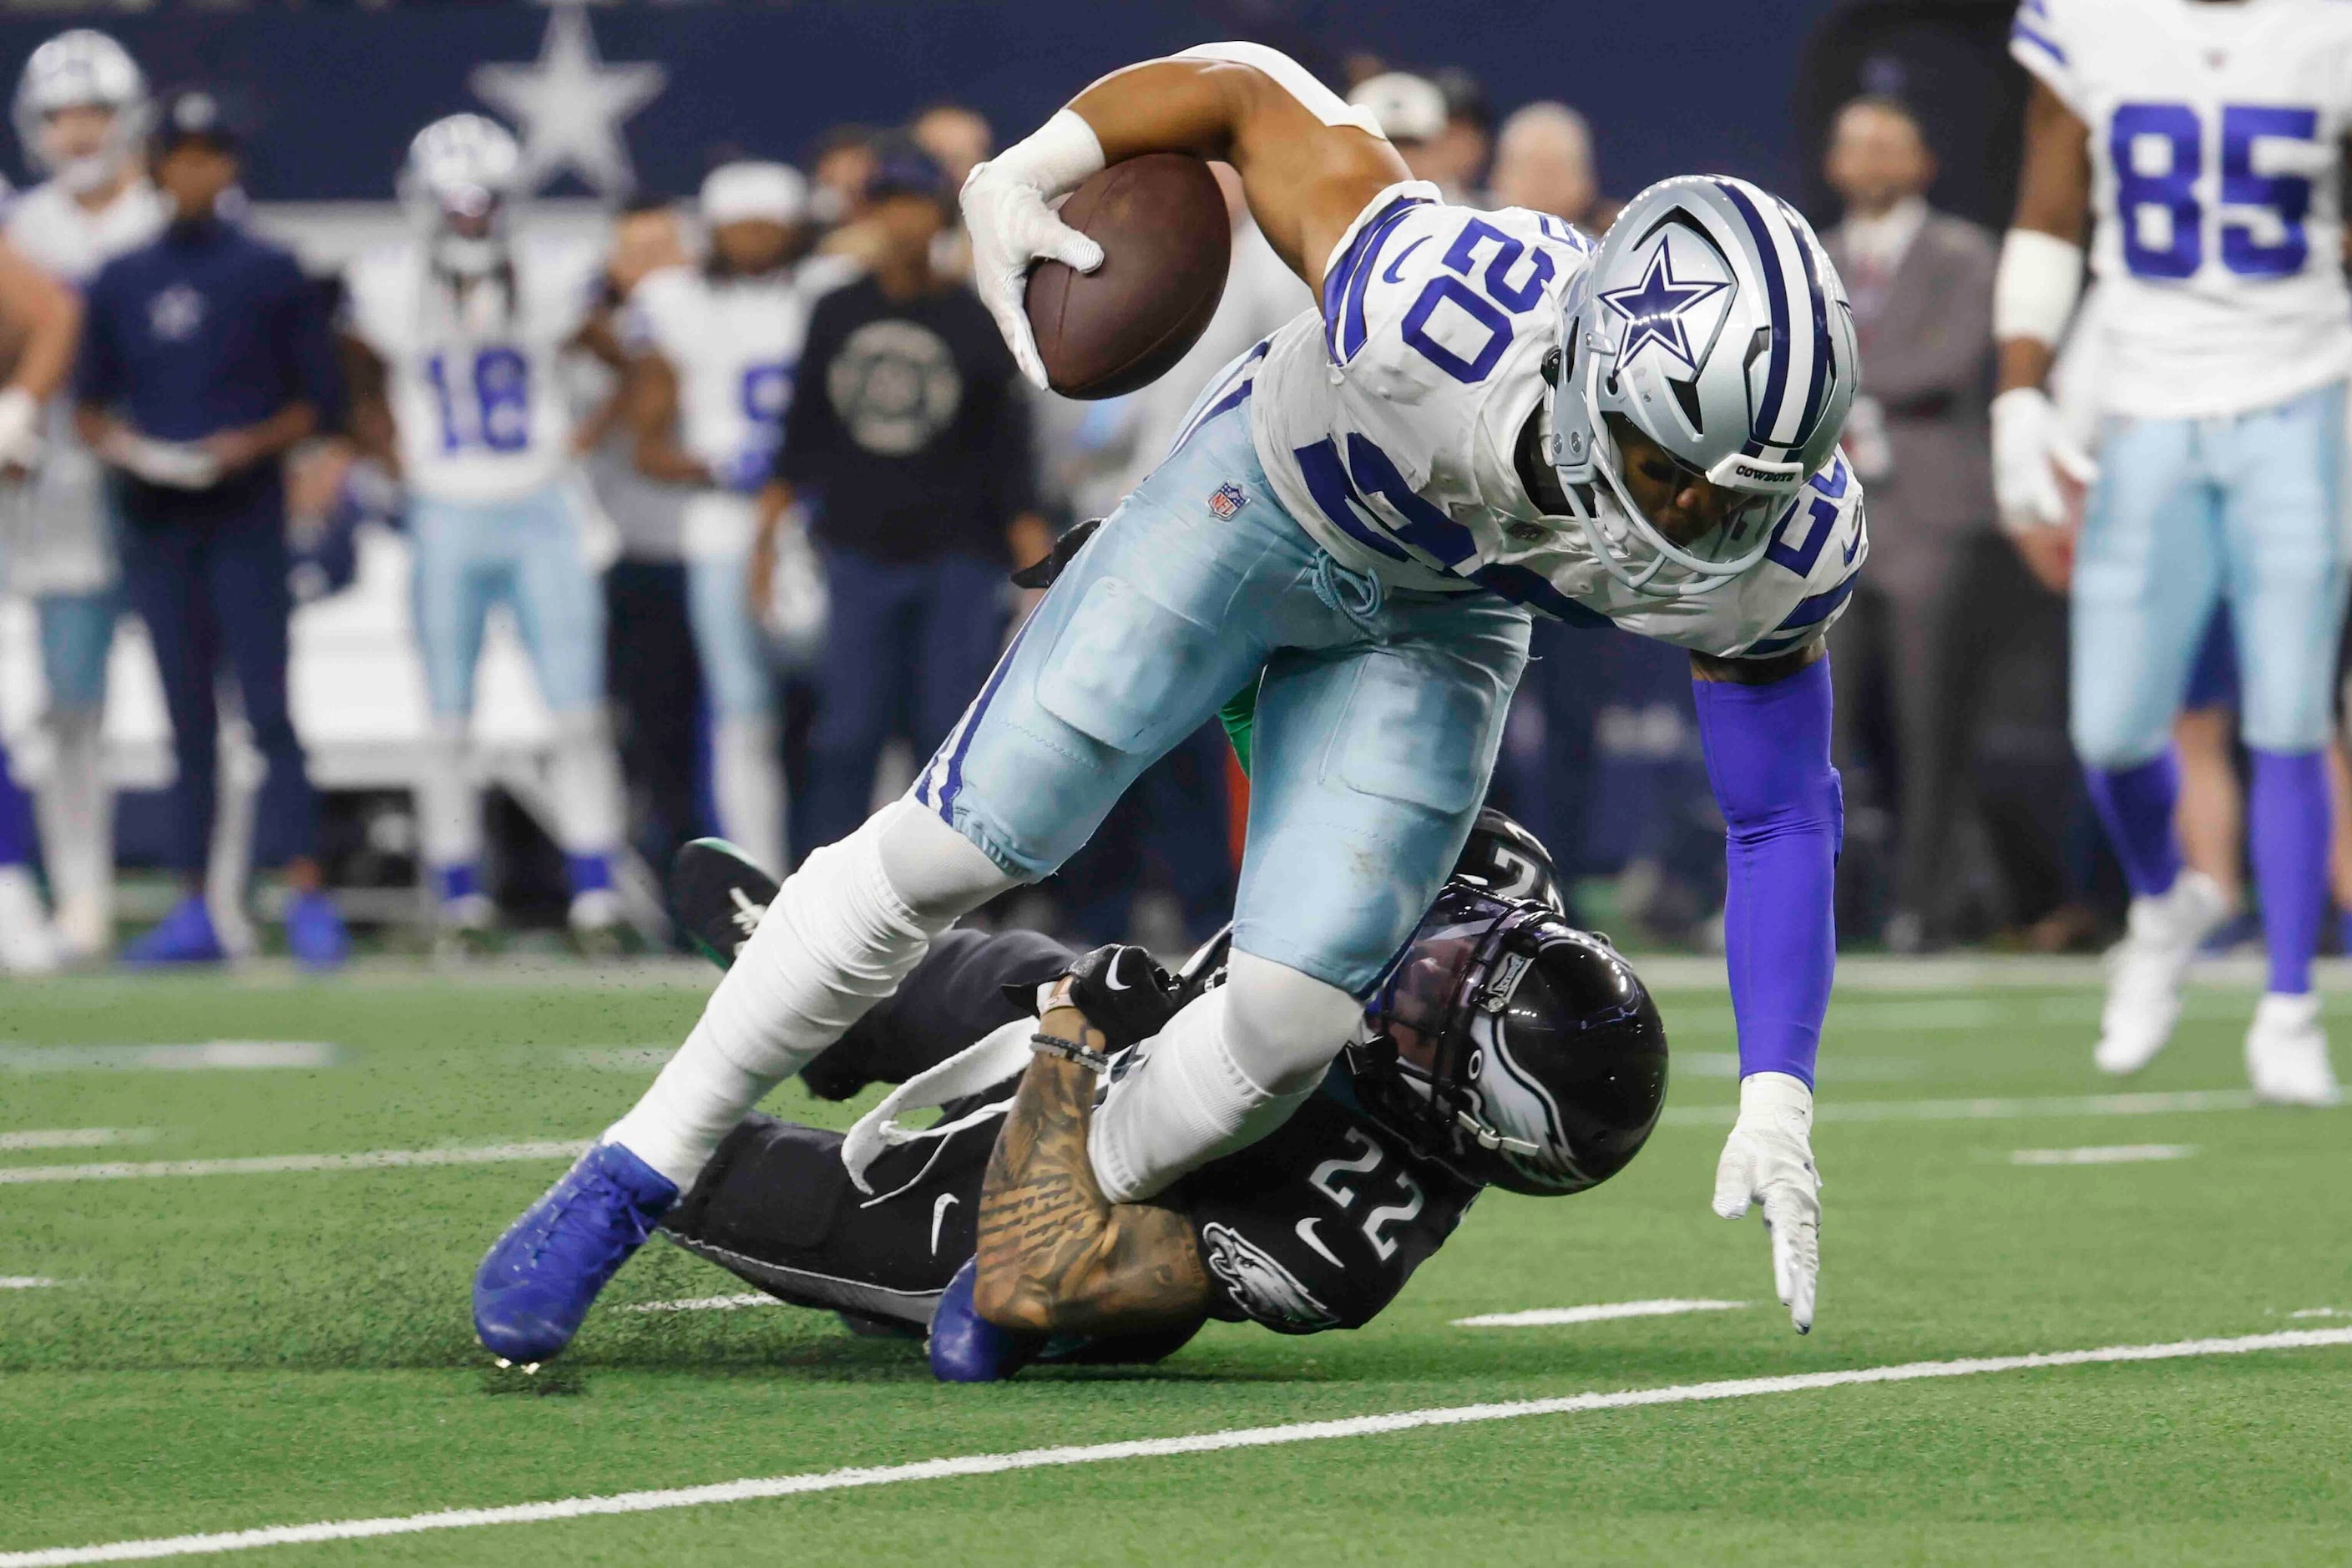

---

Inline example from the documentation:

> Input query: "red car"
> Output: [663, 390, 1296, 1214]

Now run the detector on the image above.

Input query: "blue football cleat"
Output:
[927, 1258, 1046, 1383]
[473, 1141, 678, 1364]
[122, 895, 225, 967]
[283, 890, 349, 970]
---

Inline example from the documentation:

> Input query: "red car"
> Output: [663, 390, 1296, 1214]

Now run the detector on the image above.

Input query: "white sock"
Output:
[1088, 956, 1358, 1203]
[416, 718, 481, 872]
[712, 715, 787, 874]
[549, 711, 627, 858]
[36, 707, 110, 933]
[606, 802, 1007, 1188]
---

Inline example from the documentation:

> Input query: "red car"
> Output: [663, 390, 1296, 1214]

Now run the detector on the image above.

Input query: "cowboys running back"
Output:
[4, 29, 165, 962]
[474, 41, 1858, 1363]
[341, 114, 631, 947]
[1996, 0, 2352, 1102]
[630, 818, 1662, 1375]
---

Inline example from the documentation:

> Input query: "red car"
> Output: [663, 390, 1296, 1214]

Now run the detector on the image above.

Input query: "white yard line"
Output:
[0, 1043, 336, 1073]
[622, 1294, 779, 1315]
[2011, 1144, 2198, 1166]
[1660, 1087, 2265, 1129]
[0, 1141, 585, 1186]
[1454, 1299, 1748, 1328]
[4, 1328, 2346, 1567]
[0, 1129, 154, 1152]
[0, 1277, 57, 1289]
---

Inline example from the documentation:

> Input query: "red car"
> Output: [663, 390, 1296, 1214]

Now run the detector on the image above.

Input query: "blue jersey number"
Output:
[2111, 101, 2318, 281]
[740, 361, 793, 427]
[1400, 217, 1557, 385]
[423, 346, 532, 454]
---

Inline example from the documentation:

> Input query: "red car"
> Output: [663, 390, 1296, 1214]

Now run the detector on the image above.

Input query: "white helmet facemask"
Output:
[15, 30, 149, 195]
[400, 114, 524, 281]
[1544, 175, 1857, 600]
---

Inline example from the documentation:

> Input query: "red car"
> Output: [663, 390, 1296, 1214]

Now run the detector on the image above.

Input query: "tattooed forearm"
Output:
[972, 1007, 1207, 1335]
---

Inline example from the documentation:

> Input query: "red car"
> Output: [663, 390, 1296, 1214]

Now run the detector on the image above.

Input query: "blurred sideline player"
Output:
[473, 43, 1862, 1361]
[1995, 0, 2349, 1101]
[340, 115, 630, 948]
[3, 28, 163, 962]
[624, 161, 831, 875]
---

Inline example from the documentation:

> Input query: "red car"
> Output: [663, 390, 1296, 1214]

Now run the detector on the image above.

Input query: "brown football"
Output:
[1025, 153, 1231, 400]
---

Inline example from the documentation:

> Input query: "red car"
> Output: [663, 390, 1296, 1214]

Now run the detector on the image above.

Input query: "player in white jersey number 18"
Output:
[472, 42, 1862, 1364]
[1995, 0, 2350, 1104]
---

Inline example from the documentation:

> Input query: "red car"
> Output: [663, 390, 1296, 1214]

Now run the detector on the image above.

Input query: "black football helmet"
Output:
[1349, 881, 1667, 1196]
[1454, 807, 1566, 912]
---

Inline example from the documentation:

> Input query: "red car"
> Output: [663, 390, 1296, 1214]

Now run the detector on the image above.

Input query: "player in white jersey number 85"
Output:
[472, 42, 1860, 1363]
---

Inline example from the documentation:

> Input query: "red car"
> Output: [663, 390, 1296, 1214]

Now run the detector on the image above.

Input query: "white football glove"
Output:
[1990, 385, 2097, 534]
[1712, 1070, 1823, 1334]
[100, 429, 220, 490]
[0, 385, 42, 472]
[960, 109, 1107, 390]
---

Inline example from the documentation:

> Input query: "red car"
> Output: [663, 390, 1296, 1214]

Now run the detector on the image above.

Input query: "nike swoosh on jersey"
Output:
[1379, 236, 1429, 286]
[931, 1192, 959, 1255]
[1295, 1216, 1343, 1267]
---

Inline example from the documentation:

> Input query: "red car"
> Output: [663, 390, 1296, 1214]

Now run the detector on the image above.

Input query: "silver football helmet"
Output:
[401, 114, 524, 278]
[13, 30, 149, 195]
[1545, 175, 1857, 598]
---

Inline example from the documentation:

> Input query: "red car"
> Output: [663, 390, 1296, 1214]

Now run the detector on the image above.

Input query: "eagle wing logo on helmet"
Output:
[1202, 1222, 1340, 1332]
[1596, 232, 1732, 377]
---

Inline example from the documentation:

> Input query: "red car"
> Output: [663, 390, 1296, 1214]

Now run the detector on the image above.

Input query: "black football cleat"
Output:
[670, 837, 779, 971]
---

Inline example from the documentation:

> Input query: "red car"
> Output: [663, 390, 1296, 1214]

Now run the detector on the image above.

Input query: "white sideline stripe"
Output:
[2289, 1308, 2345, 1318]
[6, 1329, 2348, 1567]
[1660, 1087, 2264, 1129]
[0, 1276, 56, 1289]
[1454, 1298, 1748, 1328]
[0, 1129, 154, 1152]
[623, 1293, 779, 1315]
[2011, 1144, 2198, 1166]
[0, 1141, 585, 1186]
[0, 1042, 336, 1073]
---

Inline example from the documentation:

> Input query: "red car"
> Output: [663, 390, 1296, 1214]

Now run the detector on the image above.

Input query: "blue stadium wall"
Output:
[0, 1, 1838, 205]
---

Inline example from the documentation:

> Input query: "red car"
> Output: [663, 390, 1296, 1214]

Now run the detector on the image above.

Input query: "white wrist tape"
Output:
[1994, 228, 2085, 346]
[985, 108, 1105, 201]
[1174, 41, 1387, 138]
[1739, 1070, 1814, 1128]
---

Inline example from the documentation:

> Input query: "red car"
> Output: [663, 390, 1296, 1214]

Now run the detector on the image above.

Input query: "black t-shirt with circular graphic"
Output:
[776, 273, 1036, 564]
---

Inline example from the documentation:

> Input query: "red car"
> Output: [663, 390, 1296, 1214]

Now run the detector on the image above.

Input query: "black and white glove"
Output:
[1043, 943, 1179, 1051]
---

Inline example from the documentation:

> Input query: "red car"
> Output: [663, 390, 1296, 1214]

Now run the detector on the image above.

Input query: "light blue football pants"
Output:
[909, 393, 1530, 996]
[409, 483, 607, 718]
[2072, 380, 2349, 766]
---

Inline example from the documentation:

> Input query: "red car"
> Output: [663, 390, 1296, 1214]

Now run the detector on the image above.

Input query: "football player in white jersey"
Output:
[3, 28, 165, 960]
[341, 115, 630, 949]
[623, 160, 823, 876]
[474, 43, 1862, 1363]
[1996, 0, 2352, 1104]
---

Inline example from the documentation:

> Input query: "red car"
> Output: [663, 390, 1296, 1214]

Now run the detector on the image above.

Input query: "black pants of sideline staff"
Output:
[117, 483, 318, 874]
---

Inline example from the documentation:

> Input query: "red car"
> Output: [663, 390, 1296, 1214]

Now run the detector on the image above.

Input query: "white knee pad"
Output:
[875, 797, 1024, 921]
[712, 715, 787, 874]
[548, 710, 626, 855]
[415, 718, 480, 869]
[1087, 956, 1357, 1204]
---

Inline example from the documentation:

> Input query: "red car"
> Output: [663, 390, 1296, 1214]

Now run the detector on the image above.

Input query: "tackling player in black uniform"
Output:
[654, 810, 1668, 1380]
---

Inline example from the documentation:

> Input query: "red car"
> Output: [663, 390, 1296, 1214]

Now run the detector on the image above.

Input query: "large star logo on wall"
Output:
[470, 0, 665, 198]
[1597, 238, 1729, 376]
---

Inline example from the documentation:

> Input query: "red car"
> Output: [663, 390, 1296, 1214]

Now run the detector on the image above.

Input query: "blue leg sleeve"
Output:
[1692, 655, 1843, 1089]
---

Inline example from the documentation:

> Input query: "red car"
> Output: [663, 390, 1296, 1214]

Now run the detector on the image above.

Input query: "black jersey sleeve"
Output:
[800, 926, 1076, 1099]
[1174, 1093, 1479, 1335]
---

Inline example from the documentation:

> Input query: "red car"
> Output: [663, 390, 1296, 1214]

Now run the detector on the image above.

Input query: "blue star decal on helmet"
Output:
[1597, 238, 1730, 376]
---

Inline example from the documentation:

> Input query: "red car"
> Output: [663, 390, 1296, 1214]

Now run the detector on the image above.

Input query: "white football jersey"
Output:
[5, 177, 164, 286]
[627, 260, 837, 476]
[1247, 185, 1866, 660]
[342, 240, 599, 504]
[2014, 0, 2352, 418]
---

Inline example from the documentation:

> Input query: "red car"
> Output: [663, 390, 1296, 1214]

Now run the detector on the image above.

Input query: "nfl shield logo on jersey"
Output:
[1208, 481, 1248, 519]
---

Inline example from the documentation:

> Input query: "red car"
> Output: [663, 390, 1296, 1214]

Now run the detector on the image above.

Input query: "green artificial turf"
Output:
[2, 969, 2348, 1564]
